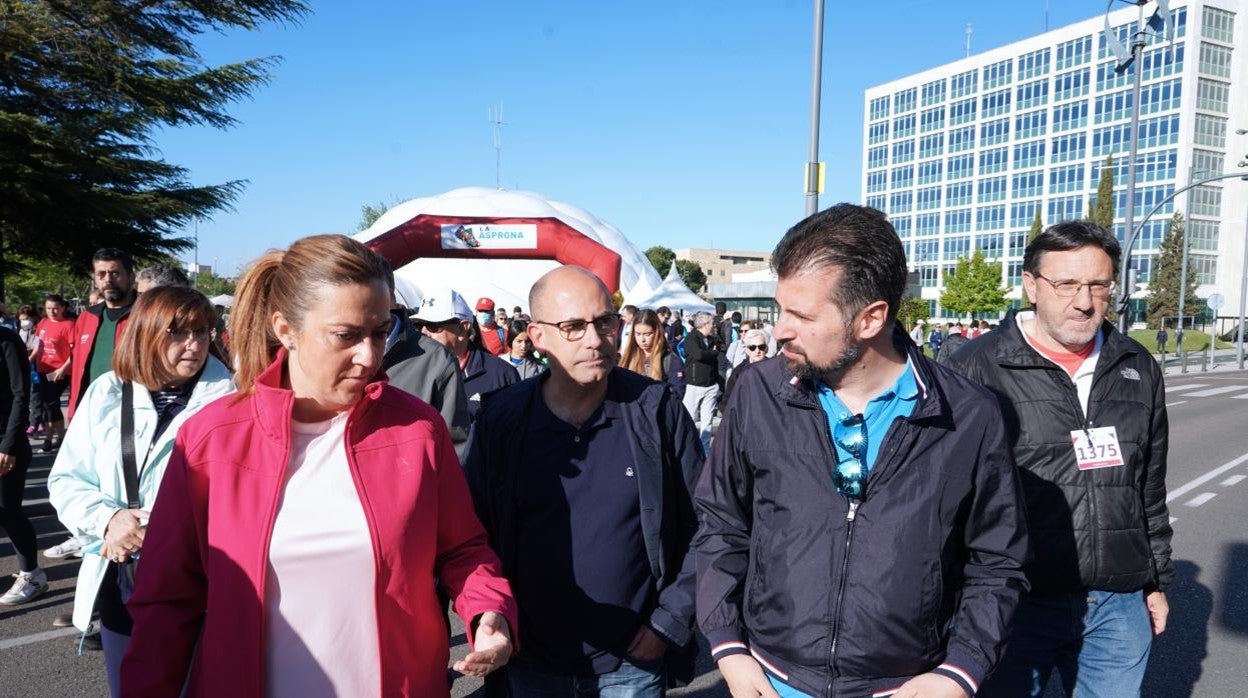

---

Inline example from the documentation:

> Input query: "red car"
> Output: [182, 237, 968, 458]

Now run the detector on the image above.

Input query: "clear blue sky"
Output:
[161, 0, 1102, 275]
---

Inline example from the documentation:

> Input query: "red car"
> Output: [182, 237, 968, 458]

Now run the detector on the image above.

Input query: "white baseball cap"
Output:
[411, 287, 472, 323]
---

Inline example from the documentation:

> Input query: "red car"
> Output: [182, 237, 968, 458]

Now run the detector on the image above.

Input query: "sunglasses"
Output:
[832, 414, 868, 499]
[745, 344, 767, 352]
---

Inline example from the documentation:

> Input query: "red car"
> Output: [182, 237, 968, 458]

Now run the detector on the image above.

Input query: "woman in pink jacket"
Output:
[122, 235, 517, 696]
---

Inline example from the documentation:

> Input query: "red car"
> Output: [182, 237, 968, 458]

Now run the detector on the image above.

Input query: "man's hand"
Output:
[454, 611, 512, 678]
[0, 452, 15, 476]
[894, 673, 967, 698]
[716, 654, 781, 698]
[627, 625, 669, 662]
[103, 509, 148, 563]
[1145, 590, 1169, 635]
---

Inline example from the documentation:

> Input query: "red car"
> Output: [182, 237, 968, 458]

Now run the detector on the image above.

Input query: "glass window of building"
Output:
[917, 186, 942, 210]
[894, 87, 917, 113]
[893, 140, 916, 163]
[1196, 78, 1230, 112]
[867, 170, 887, 193]
[951, 69, 978, 98]
[1190, 255, 1216, 285]
[891, 165, 915, 189]
[978, 176, 1008, 202]
[1193, 114, 1227, 148]
[983, 59, 1013, 89]
[1009, 231, 1028, 257]
[868, 145, 889, 169]
[893, 113, 917, 138]
[977, 232, 1005, 258]
[944, 236, 972, 260]
[945, 209, 972, 233]
[922, 78, 947, 106]
[982, 88, 1011, 117]
[919, 133, 945, 159]
[1134, 220, 1168, 250]
[949, 125, 976, 152]
[1013, 140, 1046, 170]
[1053, 102, 1088, 132]
[948, 153, 975, 180]
[1007, 261, 1024, 286]
[917, 214, 941, 237]
[1191, 149, 1225, 180]
[920, 266, 940, 287]
[1094, 150, 1176, 184]
[1010, 201, 1041, 228]
[1048, 195, 1083, 222]
[920, 106, 946, 133]
[1056, 35, 1092, 70]
[869, 96, 890, 120]
[1099, 22, 1131, 60]
[1190, 186, 1222, 217]
[1015, 109, 1047, 139]
[1051, 132, 1087, 162]
[981, 118, 1010, 146]
[1187, 219, 1219, 251]
[890, 190, 914, 213]
[1198, 42, 1232, 78]
[975, 205, 1006, 231]
[1016, 79, 1049, 109]
[1143, 43, 1185, 80]
[1018, 48, 1051, 80]
[979, 147, 1009, 175]
[1049, 164, 1085, 194]
[893, 216, 913, 238]
[867, 194, 887, 210]
[946, 181, 974, 207]
[918, 160, 943, 185]
[868, 120, 889, 144]
[1054, 68, 1090, 101]
[1202, 7, 1235, 43]
[950, 97, 977, 126]
[1094, 80, 1182, 125]
[1012, 171, 1045, 199]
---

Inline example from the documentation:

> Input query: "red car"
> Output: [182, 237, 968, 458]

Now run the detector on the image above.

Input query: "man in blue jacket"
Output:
[696, 204, 1029, 698]
[465, 265, 703, 697]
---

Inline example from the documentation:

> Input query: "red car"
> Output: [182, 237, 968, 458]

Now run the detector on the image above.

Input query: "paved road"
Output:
[3, 369, 1246, 696]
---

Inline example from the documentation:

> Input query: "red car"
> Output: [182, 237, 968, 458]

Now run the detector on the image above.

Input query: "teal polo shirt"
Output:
[815, 357, 921, 482]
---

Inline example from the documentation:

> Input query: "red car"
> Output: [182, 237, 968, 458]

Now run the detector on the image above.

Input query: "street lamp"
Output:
[804, 0, 826, 217]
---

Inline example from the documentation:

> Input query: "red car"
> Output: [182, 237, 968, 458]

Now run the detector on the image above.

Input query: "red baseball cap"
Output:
[475, 297, 495, 312]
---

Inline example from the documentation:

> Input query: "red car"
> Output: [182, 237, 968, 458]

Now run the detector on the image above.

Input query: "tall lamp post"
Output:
[804, 0, 826, 217]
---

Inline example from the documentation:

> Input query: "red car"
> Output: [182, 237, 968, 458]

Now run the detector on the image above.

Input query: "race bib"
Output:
[1070, 427, 1125, 470]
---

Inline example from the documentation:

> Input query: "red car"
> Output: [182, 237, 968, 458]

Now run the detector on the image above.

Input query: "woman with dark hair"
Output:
[619, 309, 686, 398]
[34, 294, 75, 451]
[121, 235, 516, 697]
[47, 286, 234, 695]
[505, 319, 546, 380]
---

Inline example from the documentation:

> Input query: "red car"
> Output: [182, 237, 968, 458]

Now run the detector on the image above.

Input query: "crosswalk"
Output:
[1165, 381, 1248, 401]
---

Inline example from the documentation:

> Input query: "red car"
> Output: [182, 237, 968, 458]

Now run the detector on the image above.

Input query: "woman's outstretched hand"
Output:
[453, 611, 513, 678]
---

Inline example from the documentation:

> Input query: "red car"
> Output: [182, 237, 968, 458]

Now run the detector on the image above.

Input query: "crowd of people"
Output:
[0, 204, 1173, 698]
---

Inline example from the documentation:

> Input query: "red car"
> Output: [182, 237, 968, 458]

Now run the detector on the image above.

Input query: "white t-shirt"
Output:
[264, 412, 380, 697]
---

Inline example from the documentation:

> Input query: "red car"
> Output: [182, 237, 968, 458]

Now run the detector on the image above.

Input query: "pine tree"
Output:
[940, 250, 1011, 320]
[1146, 212, 1198, 330]
[0, 0, 310, 299]
[1089, 155, 1116, 229]
[1028, 208, 1044, 243]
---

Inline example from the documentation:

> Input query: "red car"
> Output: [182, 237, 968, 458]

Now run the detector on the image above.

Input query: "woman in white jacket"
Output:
[48, 286, 234, 696]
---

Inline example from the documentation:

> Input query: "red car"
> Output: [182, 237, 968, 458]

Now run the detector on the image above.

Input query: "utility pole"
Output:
[804, 0, 825, 217]
[489, 104, 505, 190]
[1118, 1, 1147, 331]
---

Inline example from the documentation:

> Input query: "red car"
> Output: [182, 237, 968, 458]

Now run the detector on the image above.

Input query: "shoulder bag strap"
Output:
[120, 381, 141, 510]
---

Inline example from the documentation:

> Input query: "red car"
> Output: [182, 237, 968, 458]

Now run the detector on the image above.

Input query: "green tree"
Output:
[676, 259, 707, 293]
[1028, 208, 1044, 243]
[1088, 155, 1116, 229]
[939, 249, 1011, 320]
[644, 245, 675, 277]
[1146, 212, 1198, 330]
[898, 294, 931, 329]
[2, 253, 84, 306]
[0, 0, 310, 299]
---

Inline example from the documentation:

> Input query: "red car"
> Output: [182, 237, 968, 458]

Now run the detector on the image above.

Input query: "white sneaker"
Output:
[0, 569, 49, 605]
[43, 537, 83, 559]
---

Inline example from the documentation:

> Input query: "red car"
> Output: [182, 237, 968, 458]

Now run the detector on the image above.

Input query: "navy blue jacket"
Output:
[463, 348, 520, 420]
[695, 333, 1029, 697]
[464, 368, 704, 688]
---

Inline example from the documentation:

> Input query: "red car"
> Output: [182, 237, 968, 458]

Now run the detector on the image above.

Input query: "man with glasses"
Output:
[948, 221, 1173, 698]
[464, 265, 703, 697]
[696, 204, 1029, 698]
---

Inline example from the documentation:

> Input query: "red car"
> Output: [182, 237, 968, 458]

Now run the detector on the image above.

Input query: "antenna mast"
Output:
[489, 104, 505, 190]
[964, 23, 973, 58]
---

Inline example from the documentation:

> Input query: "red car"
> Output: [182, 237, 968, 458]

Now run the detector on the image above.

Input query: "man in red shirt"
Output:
[475, 297, 510, 356]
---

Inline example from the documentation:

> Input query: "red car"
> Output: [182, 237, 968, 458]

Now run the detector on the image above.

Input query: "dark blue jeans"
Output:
[507, 657, 665, 697]
[981, 589, 1153, 698]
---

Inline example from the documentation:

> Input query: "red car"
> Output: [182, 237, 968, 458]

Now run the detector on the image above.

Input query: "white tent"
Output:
[629, 263, 714, 314]
[356, 187, 662, 312]
[208, 294, 234, 308]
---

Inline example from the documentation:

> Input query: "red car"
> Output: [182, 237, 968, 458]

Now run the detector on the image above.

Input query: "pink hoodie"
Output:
[121, 351, 517, 696]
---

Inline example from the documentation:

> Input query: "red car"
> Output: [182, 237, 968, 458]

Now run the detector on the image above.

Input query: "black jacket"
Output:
[464, 368, 705, 689]
[1, 327, 31, 453]
[462, 348, 520, 420]
[947, 310, 1174, 594]
[683, 328, 720, 387]
[696, 335, 1029, 697]
[382, 314, 471, 456]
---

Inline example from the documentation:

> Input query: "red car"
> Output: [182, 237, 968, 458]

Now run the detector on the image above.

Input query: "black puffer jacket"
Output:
[696, 334, 1029, 697]
[947, 310, 1173, 595]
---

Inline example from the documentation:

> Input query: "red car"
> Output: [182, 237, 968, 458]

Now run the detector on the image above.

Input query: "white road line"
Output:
[21, 497, 49, 507]
[0, 627, 80, 651]
[1221, 475, 1247, 487]
[1167, 452, 1248, 503]
[1185, 492, 1218, 508]
[1233, 393, 1248, 400]
[1184, 386, 1247, 398]
[1166, 401, 1188, 407]
[1164, 384, 1209, 393]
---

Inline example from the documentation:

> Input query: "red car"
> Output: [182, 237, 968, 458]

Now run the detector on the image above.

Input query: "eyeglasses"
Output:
[93, 269, 126, 280]
[832, 414, 868, 499]
[745, 344, 767, 352]
[166, 327, 211, 345]
[1032, 273, 1115, 299]
[532, 312, 621, 341]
